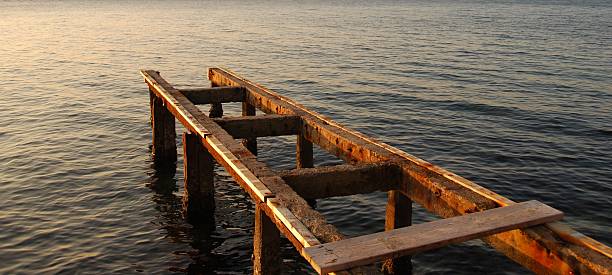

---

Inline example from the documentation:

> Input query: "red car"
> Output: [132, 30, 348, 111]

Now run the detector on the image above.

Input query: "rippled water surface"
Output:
[1, 0, 611, 274]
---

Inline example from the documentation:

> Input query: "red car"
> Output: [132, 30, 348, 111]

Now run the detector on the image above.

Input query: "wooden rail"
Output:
[141, 68, 611, 274]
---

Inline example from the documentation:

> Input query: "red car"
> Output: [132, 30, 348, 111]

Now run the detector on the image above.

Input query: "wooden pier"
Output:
[141, 68, 611, 274]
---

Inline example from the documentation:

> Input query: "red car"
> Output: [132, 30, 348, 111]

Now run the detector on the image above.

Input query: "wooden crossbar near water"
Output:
[141, 68, 612, 274]
[303, 200, 562, 273]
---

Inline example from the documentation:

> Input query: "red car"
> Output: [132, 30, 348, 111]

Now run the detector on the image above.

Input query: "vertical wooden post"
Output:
[209, 103, 223, 118]
[297, 132, 316, 206]
[182, 133, 215, 224]
[150, 89, 177, 167]
[209, 83, 224, 118]
[296, 134, 313, 168]
[242, 101, 258, 155]
[383, 190, 413, 274]
[253, 203, 281, 275]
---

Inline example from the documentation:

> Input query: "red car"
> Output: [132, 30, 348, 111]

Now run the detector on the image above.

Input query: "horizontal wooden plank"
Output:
[208, 67, 611, 274]
[304, 200, 563, 274]
[278, 163, 400, 199]
[213, 114, 300, 138]
[179, 86, 245, 104]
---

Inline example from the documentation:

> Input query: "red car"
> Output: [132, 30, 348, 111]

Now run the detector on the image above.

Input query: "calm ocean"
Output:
[1, 0, 610, 273]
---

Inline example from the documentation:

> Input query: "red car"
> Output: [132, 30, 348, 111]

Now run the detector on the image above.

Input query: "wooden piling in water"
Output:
[182, 132, 215, 224]
[383, 190, 413, 274]
[149, 89, 176, 167]
[254, 203, 281, 275]
[296, 133, 313, 169]
[209, 83, 224, 118]
[242, 101, 258, 155]
[141, 68, 611, 275]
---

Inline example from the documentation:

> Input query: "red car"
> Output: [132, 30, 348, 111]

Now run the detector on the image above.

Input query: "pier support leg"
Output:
[242, 102, 258, 155]
[209, 103, 223, 118]
[182, 133, 215, 225]
[296, 134, 313, 168]
[297, 133, 316, 207]
[209, 83, 224, 118]
[150, 89, 177, 168]
[383, 190, 412, 274]
[253, 203, 281, 275]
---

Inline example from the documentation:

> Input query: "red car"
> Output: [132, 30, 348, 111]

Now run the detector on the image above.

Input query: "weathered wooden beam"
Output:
[278, 163, 400, 199]
[142, 71, 382, 275]
[383, 191, 412, 274]
[304, 200, 564, 274]
[254, 203, 281, 275]
[212, 114, 300, 139]
[182, 133, 215, 225]
[208, 67, 611, 274]
[242, 101, 258, 155]
[149, 89, 177, 167]
[179, 86, 245, 104]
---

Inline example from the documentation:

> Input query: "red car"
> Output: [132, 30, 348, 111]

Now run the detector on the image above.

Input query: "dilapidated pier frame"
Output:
[142, 68, 611, 274]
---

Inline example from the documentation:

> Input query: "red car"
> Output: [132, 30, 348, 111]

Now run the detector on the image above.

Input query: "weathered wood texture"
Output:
[242, 101, 258, 155]
[278, 163, 400, 199]
[212, 114, 300, 139]
[182, 133, 215, 224]
[304, 201, 563, 274]
[208, 67, 612, 274]
[383, 191, 412, 274]
[254, 203, 281, 275]
[150, 89, 177, 166]
[179, 86, 245, 104]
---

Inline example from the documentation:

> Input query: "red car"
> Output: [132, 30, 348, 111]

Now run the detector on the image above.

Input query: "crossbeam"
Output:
[208, 67, 611, 274]
[304, 200, 564, 274]
[278, 163, 400, 199]
[213, 114, 300, 139]
[179, 86, 244, 104]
